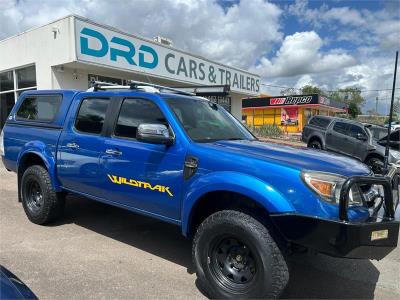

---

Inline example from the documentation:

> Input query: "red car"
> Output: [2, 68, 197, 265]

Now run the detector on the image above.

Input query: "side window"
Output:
[333, 122, 349, 135]
[348, 124, 366, 139]
[16, 94, 62, 122]
[114, 98, 167, 139]
[75, 98, 109, 134]
[309, 116, 330, 128]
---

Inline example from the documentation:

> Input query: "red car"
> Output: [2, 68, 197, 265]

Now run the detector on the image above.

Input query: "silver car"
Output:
[302, 116, 400, 174]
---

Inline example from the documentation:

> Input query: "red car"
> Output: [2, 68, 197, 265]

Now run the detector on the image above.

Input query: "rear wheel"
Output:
[21, 165, 65, 224]
[308, 140, 322, 149]
[193, 210, 288, 299]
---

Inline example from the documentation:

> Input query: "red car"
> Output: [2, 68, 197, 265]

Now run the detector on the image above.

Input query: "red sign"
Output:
[270, 98, 286, 105]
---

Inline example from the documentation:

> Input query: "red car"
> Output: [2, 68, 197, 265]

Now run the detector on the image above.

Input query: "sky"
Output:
[1, 0, 399, 114]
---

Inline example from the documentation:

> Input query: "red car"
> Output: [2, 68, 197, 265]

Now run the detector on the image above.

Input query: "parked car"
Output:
[0, 266, 37, 299]
[302, 116, 400, 174]
[1, 83, 399, 299]
[384, 120, 400, 130]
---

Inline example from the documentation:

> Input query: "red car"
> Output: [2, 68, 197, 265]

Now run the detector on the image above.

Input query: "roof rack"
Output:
[88, 80, 195, 96]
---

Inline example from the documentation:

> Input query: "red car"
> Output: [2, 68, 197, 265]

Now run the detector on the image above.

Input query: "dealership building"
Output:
[0, 15, 260, 128]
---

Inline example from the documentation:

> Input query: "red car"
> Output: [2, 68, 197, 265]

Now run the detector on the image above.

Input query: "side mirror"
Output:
[137, 124, 174, 146]
[356, 133, 368, 141]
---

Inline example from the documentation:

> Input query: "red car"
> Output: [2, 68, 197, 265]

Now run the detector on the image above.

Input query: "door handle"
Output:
[105, 149, 122, 156]
[66, 142, 79, 149]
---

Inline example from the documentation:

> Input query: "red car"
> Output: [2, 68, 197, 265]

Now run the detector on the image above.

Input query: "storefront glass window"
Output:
[0, 71, 14, 92]
[16, 65, 36, 89]
[0, 92, 15, 128]
[17, 88, 36, 97]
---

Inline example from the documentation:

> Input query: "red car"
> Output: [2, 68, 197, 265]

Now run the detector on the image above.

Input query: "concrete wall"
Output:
[0, 16, 76, 89]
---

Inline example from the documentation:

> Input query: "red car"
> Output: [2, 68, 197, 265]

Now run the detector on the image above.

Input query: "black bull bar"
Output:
[339, 176, 395, 222]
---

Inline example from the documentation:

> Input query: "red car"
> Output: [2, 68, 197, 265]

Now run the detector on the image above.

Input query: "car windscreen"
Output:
[165, 97, 256, 143]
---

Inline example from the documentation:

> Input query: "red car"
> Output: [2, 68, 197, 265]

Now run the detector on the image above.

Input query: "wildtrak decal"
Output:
[107, 174, 173, 197]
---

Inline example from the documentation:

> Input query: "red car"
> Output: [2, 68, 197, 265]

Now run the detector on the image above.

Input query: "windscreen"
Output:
[166, 97, 255, 143]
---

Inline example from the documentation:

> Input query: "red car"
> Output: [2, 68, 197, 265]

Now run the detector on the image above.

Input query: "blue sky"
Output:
[1, 0, 399, 113]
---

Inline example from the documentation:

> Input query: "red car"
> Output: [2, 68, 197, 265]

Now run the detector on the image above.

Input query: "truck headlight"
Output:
[301, 171, 363, 206]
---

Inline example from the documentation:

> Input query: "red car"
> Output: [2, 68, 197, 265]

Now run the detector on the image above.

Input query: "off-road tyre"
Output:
[192, 210, 289, 299]
[21, 165, 65, 224]
[366, 157, 385, 175]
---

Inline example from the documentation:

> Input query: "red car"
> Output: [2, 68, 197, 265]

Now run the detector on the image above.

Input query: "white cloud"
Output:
[0, 0, 398, 114]
[251, 31, 357, 78]
[0, 0, 283, 69]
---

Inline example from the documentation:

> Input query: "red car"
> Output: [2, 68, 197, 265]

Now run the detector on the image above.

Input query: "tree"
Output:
[301, 85, 327, 96]
[348, 102, 361, 118]
[329, 87, 365, 106]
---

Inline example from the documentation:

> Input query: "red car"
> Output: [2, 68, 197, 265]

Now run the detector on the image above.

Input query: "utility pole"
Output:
[384, 51, 398, 171]
[375, 96, 378, 115]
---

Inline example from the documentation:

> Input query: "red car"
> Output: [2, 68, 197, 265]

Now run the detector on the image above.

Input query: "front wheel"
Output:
[366, 157, 385, 175]
[192, 210, 289, 299]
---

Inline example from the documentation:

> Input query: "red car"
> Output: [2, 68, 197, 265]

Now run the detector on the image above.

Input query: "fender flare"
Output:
[181, 171, 295, 236]
[17, 141, 61, 191]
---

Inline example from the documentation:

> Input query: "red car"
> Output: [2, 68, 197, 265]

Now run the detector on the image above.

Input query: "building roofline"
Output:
[0, 14, 260, 78]
[0, 14, 76, 44]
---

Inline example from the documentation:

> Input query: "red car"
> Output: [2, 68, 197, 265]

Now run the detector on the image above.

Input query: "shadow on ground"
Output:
[59, 195, 380, 299]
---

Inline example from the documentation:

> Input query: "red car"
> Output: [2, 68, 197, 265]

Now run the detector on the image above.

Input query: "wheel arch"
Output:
[17, 143, 61, 193]
[364, 152, 384, 163]
[181, 172, 295, 237]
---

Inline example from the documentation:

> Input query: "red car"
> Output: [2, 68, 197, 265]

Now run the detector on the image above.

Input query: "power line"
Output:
[260, 83, 400, 93]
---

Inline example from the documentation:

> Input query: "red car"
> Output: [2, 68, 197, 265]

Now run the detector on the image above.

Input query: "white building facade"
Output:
[0, 15, 260, 128]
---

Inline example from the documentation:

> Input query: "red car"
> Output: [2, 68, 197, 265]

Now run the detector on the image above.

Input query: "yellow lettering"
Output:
[165, 187, 173, 197]
[108, 174, 122, 184]
[107, 174, 173, 197]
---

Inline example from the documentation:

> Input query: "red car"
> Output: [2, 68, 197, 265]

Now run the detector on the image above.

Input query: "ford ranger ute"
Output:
[1, 82, 399, 299]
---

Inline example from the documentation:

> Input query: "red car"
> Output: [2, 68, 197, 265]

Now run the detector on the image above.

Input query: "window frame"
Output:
[348, 124, 367, 140]
[73, 97, 111, 136]
[332, 121, 350, 136]
[111, 97, 174, 142]
[0, 65, 37, 98]
[15, 94, 63, 123]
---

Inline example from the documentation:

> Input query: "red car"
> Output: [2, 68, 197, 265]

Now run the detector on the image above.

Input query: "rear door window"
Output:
[309, 116, 331, 128]
[75, 98, 109, 134]
[16, 94, 62, 122]
[333, 121, 349, 135]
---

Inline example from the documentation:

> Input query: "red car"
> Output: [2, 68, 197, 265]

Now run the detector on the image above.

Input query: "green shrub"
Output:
[248, 124, 283, 138]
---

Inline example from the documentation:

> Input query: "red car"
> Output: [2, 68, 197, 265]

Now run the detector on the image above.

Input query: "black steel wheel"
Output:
[308, 140, 322, 149]
[209, 236, 257, 292]
[193, 210, 289, 299]
[21, 165, 65, 224]
[24, 179, 44, 214]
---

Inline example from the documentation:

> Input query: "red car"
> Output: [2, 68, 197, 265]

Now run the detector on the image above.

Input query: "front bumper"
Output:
[271, 214, 399, 260]
[271, 172, 400, 260]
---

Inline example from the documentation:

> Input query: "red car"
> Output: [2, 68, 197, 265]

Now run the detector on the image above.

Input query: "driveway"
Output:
[1, 164, 399, 299]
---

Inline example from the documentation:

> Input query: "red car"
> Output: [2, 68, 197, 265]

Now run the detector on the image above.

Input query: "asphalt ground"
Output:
[1, 164, 399, 299]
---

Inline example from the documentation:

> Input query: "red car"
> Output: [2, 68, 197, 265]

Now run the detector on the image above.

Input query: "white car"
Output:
[384, 120, 400, 130]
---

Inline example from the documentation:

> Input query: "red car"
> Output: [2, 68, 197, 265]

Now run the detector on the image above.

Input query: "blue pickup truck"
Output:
[1, 82, 399, 299]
